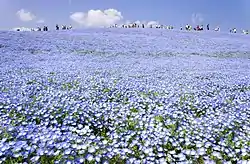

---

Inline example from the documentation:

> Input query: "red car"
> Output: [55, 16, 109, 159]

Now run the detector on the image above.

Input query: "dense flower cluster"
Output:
[0, 29, 250, 163]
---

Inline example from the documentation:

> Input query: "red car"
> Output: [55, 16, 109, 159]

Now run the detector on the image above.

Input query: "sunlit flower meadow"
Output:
[0, 29, 250, 164]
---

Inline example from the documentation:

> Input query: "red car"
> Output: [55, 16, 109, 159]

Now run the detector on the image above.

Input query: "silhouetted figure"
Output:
[43, 26, 48, 31]
[185, 24, 191, 30]
[196, 25, 199, 31]
[142, 24, 145, 28]
[215, 26, 220, 31]
[62, 25, 66, 30]
[200, 25, 203, 30]
[207, 24, 210, 30]
[243, 30, 248, 34]
[230, 28, 237, 33]
[233, 28, 237, 33]
[56, 24, 59, 30]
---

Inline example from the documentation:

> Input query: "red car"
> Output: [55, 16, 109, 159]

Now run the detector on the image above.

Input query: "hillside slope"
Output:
[1, 28, 250, 55]
[0, 29, 250, 163]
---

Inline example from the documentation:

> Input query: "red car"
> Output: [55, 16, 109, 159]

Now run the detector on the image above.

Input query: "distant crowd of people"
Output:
[15, 24, 73, 32]
[229, 28, 249, 34]
[182, 24, 221, 32]
[14, 23, 249, 35]
[110, 23, 249, 34]
[34, 26, 49, 31]
[55, 24, 72, 30]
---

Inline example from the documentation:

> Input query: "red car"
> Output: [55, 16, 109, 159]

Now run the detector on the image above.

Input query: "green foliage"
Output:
[154, 115, 164, 122]
[226, 131, 235, 147]
[62, 80, 80, 90]
[4, 154, 64, 164]
[163, 142, 174, 151]
[196, 156, 205, 164]
[127, 119, 138, 130]
[130, 107, 138, 113]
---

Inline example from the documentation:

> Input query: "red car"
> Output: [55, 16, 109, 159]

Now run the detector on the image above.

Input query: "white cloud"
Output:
[125, 20, 132, 25]
[36, 19, 45, 24]
[70, 8, 161, 28]
[191, 13, 204, 25]
[134, 20, 141, 25]
[70, 12, 85, 24]
[16, 9, 36, 22]
[70, 9, 123, 27]
[146, 21, 159, 27]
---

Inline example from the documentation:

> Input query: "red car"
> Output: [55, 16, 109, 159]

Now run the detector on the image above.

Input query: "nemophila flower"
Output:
[212, 151, 222, 159]
[64, 148, 72, 155]
[13, 152, 22, 158]
[235, 149, 241, 153]
[228, 152, 234, 157]
[88, 146, 95, 153]
[77, 158, 84, 163]
[197, 148, 206, 155]
[80, 144, 88, 150]
[102, 160, 109, 164]
[86, 154, 94, 161]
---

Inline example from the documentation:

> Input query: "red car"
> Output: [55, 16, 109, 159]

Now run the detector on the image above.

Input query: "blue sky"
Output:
[0, 0, 249, 30]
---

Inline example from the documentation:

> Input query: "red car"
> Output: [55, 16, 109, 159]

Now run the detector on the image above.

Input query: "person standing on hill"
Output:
[44, 26, 48, 31]
[233, 28, 237, 33]
[196, 25, 200, 31]
[200, 25, 203, 30]
[215, 26, 220, 31]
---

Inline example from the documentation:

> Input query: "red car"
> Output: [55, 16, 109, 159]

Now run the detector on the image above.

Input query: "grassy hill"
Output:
[0, 29, 250, 163]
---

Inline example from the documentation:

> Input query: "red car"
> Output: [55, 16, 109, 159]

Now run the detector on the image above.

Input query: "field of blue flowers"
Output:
[0, 28, 250, 164]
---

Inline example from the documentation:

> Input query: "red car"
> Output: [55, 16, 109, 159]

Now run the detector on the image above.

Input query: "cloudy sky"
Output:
[0, 0, 249, 30]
